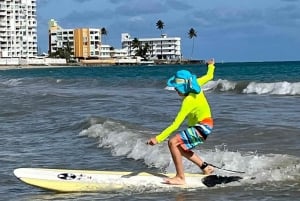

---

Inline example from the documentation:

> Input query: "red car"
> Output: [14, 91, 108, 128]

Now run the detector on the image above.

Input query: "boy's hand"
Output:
[206, 58, 215, 65]
[146, 137, 158, 146]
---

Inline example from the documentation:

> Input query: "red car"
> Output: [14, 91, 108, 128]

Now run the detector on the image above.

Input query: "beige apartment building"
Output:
[49, 19, 107, 60]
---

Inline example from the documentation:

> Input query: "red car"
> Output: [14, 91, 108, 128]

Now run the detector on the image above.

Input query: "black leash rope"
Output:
[208, 163, 245, 174]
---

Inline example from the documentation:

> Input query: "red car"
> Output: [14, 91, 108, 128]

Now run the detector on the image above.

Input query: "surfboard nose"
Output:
[13, 168, 23, 178]
[14, 168, 36, 179]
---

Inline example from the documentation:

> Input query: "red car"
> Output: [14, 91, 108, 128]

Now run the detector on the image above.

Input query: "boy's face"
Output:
[175, 88, 186, 97]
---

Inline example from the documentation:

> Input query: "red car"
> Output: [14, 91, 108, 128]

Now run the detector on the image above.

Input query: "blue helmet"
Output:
[167, 70, 201, 94]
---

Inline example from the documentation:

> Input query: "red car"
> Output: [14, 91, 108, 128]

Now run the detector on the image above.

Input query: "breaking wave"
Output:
[79, 118, 300, 187]
[165, 80, 300, 96]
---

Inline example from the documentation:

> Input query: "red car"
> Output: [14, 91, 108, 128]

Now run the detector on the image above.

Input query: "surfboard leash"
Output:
[208, 163, 246, 174]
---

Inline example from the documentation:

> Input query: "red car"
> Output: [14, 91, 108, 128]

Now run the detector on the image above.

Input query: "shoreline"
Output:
[0, 60, 206, 70]
[2, 60, 298, 70]
[0, 64, 78, 70]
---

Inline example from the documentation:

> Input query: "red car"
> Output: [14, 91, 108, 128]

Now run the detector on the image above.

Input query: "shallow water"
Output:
[1, 62, 299, 200]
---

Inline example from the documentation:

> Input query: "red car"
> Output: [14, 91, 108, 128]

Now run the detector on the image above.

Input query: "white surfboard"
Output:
[13, 168, 242, 192]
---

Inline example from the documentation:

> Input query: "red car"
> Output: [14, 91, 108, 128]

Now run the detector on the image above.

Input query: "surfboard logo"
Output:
[57, 173, 77, 180]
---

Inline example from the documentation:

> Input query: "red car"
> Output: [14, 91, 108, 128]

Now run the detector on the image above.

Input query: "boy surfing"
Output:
[147, 59, 216, 185]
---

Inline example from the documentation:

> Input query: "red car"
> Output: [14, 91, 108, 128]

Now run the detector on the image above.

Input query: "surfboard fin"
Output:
[202, 175, 242, 187]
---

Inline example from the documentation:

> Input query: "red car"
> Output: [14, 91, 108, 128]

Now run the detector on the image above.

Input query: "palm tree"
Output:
[109, 46, 114, 58]
[156, 20, 164, 59]
[49, 40, 72, 62]
[156, 20, 164, 36]
[131, 38, 150, 59]
[101, 27, 108, 44]
[63, 40, 72, 62]
[132, 37, 140, 56]
[188, 28, 197, 59]
[141, 42, 150, 60]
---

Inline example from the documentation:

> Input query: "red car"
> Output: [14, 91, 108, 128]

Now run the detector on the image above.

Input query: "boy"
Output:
[147, 59, 215, 185]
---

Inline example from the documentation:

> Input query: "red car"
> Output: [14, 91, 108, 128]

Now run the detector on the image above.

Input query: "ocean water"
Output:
[0, 61, 299, 201]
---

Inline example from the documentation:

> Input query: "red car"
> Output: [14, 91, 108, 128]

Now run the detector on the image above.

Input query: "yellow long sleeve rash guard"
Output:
[155, 64, 215, 143]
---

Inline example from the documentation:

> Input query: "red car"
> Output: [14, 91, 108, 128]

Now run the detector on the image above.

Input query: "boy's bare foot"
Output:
[163, 176, 186, 185]
[203, 165, 214, 175]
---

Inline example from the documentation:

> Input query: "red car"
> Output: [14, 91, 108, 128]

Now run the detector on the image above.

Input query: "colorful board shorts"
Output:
[177, 123, 213, 151]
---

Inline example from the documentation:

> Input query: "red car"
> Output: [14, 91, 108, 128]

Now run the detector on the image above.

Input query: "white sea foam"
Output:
[243, 81, 300, 95]
[164, 86, 175, 91]
[1, 78, 23, 87]
[212, 79, 237, 91]
[205, 79, 300, 95]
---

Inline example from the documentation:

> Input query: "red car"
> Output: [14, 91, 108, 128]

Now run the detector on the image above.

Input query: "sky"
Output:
[37, 0, 300, 62]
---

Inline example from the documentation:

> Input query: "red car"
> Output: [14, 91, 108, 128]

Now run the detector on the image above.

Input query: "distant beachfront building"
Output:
[48, 19, 134, 63]
[48, 20, 182, 64]
[121, 33, 181, 60]
[49, 19, 105, 60]
[0, 0, 38, 58]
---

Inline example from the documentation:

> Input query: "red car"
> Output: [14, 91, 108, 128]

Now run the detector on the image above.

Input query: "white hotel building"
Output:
[0, 0, 37, 58]
[121, 33, 181, 60]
